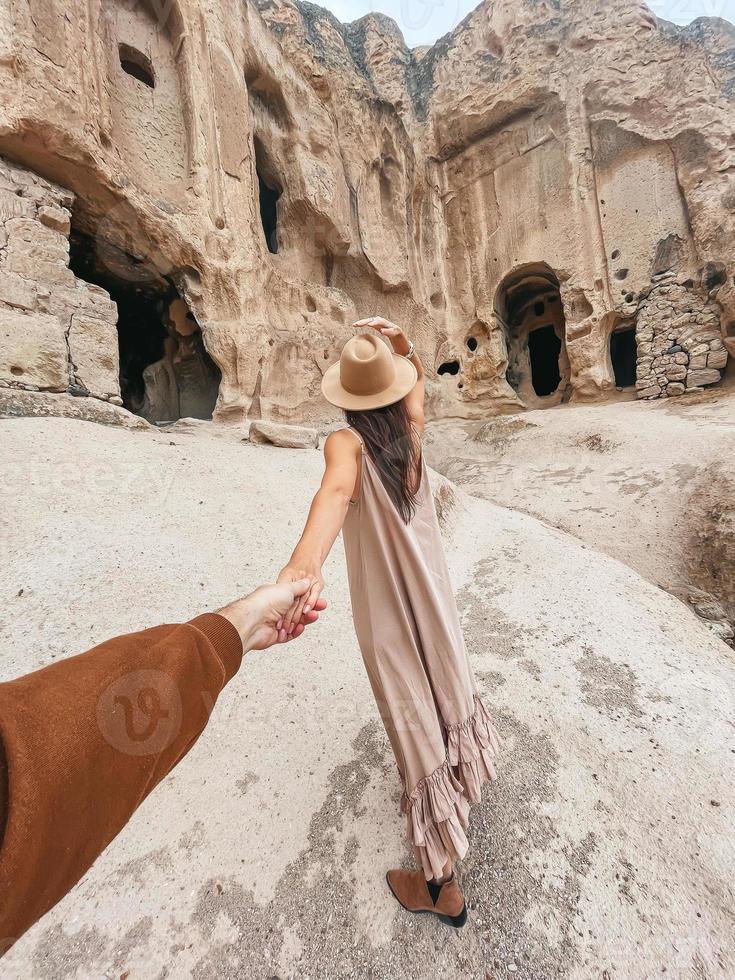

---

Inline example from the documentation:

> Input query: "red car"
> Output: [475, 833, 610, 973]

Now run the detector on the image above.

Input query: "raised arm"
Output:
[353, 317, 425, 431]
[277, 429, 360, 633]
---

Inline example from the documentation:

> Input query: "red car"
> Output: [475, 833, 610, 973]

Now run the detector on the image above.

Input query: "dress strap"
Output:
[344, 427, 366, 454]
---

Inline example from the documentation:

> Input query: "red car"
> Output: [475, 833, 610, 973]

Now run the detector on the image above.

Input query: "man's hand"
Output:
[217, 580, 327, 652]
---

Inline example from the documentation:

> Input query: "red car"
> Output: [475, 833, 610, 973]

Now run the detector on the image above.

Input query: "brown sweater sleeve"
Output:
[0, 613, 243, 954]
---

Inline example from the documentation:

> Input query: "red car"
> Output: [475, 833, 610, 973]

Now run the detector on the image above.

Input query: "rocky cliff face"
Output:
[0, 0, 733, 423]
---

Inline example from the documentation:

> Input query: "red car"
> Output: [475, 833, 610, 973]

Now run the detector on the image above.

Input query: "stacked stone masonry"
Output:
[635, 272, 727, 398]
[0, 0, 732, 423]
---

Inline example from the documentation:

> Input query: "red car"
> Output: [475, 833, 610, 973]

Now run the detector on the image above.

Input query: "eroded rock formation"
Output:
[0, 0, 733, 423]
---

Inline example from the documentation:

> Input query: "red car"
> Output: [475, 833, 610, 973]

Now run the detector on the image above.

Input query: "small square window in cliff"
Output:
[610, 327, 637, 389]
[118, 44, 155, 88]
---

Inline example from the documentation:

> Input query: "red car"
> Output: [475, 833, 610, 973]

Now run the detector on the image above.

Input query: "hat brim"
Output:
[321, 353, 418, 411]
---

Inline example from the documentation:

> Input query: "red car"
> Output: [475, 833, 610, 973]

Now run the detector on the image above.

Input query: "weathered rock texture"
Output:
[0, 158, 121, 399]
[0, 0, 733, 422]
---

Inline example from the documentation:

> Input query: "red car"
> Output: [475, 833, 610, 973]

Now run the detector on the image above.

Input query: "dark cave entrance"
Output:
[437, 360, 460, 376]
[254, 136, 281, 255]
[528, 324, 562, 396]
[258, 173, 279, 254]
[68, 228, 221, 422]
[610, 326, 637, 389]
[495, 264, 567, 405]
[118, 43, 156, 88]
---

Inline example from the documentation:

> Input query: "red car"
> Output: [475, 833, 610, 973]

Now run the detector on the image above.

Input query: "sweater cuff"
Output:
[188, 613, 244, 685]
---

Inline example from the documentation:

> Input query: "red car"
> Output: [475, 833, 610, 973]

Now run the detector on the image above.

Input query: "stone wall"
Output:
[0, 158, 121, 402]
[635, 271, 727, 398]
[0, 0, 732, 423]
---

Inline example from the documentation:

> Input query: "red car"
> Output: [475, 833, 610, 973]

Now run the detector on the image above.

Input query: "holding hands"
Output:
[276, 564, 325, 638]
[217, 579, 327, 651]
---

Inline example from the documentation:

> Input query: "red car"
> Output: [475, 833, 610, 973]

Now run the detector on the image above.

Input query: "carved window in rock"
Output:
[253, 136, 281, 255]
[118, 43, 155, 87]
[104, 0, 188, 198]
[259, 174, 280, 254]
[437, 360, 460, 376]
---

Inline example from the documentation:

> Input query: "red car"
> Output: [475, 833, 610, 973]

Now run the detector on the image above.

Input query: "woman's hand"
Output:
[277, 563, 325, 636]
[218, 581, 327, 651]
[353, 316, 406, 351]
[355, 314, 424, 427]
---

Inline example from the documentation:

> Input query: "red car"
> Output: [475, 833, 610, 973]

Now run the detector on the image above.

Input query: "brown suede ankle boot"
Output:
[386, 869, 467, 928]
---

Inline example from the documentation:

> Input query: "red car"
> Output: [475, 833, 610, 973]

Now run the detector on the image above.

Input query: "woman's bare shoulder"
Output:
[324, 428, 361, 460]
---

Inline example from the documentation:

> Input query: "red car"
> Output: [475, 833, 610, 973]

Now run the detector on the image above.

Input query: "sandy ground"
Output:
[424, 386, 735, 623]
[1, 416, 734, 980]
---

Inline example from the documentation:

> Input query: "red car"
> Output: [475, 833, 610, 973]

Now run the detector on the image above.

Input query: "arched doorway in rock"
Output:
[68, 227, 221, 423]
[495, 263, 569, 406]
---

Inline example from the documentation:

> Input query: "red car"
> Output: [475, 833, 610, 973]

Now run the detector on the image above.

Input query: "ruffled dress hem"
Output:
[399, 694, 501, 880]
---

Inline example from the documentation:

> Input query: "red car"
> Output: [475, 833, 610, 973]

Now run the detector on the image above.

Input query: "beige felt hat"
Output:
[321, 333, 418, 410]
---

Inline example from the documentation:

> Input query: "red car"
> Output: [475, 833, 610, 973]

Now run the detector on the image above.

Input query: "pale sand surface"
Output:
[424, 386, 735, 619]
[0, 416, 733, 979]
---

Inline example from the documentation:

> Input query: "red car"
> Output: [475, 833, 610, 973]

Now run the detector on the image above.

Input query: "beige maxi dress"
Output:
[341, 427, 501, 880]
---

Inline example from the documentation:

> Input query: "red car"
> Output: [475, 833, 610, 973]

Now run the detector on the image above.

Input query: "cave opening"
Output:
[68, 228, 220, 423]
[610, 326, 637, 388]
[254, 136, 280, 255]
[528, 325, 562, 396]
[495, 263, 567, 405]
[438, 360, 460, 376]
[258, 171, 279, 254]
[118, 43, 155, 88]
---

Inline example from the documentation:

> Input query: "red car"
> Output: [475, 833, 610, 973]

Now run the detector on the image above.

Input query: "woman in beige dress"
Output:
[277, 316, 500, 927]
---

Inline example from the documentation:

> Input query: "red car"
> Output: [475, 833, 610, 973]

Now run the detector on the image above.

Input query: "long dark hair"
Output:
[345, 399, 422, 523]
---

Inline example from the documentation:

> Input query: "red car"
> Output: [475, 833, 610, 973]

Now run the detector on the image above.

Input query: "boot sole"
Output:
[385, 873, 468, 929]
